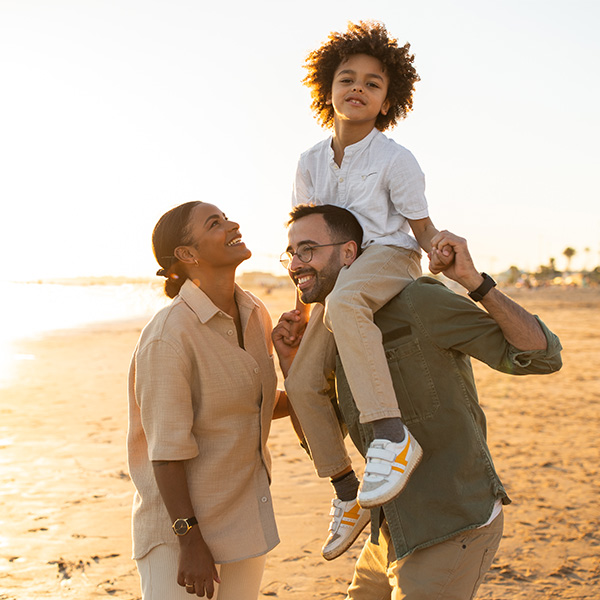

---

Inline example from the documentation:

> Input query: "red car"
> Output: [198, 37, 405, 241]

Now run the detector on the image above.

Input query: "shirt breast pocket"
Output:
[350, 171, 379, 189]
[384, 337, 440, 424]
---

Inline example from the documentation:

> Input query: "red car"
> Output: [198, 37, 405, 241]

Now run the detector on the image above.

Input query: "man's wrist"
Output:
[463, 273, 485, 293]
[467, 273, 497, 302]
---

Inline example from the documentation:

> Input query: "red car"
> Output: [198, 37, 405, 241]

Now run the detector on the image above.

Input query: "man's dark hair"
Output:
[303, 20, 419, 131]
[287, 204, 363, 250]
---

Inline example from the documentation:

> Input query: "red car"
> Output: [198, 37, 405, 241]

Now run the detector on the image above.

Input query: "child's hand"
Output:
[428, 239, 455, 274]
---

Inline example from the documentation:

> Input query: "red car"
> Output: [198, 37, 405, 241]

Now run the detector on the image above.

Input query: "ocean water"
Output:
[0, 280, 169, 340]
[0, 280, 169, 383]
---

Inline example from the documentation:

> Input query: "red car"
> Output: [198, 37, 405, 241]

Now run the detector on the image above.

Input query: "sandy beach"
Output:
[0, 284, 599, 599]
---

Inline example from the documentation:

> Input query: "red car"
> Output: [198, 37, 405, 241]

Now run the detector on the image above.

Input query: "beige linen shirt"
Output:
[127, 279, 279, 562]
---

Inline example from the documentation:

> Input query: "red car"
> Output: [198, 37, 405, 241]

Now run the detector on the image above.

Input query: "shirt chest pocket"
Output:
[193, 356, 263, 423]
[384, 337, 440, 424]
[346, 170, 380, 191]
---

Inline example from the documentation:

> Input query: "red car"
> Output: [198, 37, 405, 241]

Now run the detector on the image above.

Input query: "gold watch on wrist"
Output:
[172, 516, 198, 536]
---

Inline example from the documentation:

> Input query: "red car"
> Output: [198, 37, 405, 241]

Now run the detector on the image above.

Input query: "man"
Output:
[273, 204, 562, 599]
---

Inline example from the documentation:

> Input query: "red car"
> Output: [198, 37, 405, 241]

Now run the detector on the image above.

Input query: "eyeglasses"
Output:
[279, 242, 349, 269]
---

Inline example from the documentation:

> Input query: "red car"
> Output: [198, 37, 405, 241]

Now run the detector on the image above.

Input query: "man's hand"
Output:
[428, 242, 455, 274]
[428, 231, 484, 292]
[281, 312, 307, 347]
[272, 310, 303, 377]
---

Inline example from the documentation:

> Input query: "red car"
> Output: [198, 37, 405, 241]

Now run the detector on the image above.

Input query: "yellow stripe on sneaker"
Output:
[341, 519, 356, 526]
[343, 504, 361, 520]
[394, 437, 411, 467]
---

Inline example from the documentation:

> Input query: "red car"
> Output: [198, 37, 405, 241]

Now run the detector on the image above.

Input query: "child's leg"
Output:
[286, 304, 369, 560]
[324, 245, 424, 508]
[285, 304, 352, 478]
[324, 245, 422, 423]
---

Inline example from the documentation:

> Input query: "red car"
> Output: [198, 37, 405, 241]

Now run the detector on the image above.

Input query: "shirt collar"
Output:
[328, 127, 379, 158]
[179, 278, 259, 324]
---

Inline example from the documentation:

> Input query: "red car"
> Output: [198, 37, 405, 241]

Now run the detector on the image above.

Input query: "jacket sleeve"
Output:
[406, 278, 563, 375]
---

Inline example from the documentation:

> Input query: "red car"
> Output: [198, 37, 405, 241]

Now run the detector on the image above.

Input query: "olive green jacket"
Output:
[335, 277, 563, 560]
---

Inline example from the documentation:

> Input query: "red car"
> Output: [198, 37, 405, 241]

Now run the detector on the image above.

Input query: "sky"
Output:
[1, 0, 599, 281]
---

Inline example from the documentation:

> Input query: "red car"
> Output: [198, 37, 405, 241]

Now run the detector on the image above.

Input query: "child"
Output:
[285, 21, 454, 560]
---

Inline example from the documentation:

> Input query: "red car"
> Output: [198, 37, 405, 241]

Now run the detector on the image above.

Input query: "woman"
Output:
[127, 201, 287, 599]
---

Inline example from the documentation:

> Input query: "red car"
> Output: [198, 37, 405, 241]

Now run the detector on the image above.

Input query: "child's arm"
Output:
[408, 216, 455, 274]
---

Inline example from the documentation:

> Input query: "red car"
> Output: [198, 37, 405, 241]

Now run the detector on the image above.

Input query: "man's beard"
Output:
[296, 258, 341, 304]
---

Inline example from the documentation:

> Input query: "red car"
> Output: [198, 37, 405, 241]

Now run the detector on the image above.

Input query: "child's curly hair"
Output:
[303, 21, 419, 131]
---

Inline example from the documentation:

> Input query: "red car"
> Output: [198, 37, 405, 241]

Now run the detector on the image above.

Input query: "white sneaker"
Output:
[357, 429, 423, 509]
[321, 497, 370, 561]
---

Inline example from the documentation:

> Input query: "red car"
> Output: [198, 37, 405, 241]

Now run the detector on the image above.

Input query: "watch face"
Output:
[173, 519, 189, 535]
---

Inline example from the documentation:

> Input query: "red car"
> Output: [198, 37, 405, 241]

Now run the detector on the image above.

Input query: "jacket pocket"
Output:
[385, 338, 440, 424]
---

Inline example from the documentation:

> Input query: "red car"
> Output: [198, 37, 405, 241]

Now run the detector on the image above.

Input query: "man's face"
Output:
[286, 214, 345, 304]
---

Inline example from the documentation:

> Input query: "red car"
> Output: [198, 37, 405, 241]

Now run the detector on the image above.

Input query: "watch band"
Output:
[467, 272, 497, 302]
[172, 516, 198, 536]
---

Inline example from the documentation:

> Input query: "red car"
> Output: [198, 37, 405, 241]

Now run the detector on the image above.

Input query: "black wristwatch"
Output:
[172, 516, 198, 536]
[467, 272, 497, 302]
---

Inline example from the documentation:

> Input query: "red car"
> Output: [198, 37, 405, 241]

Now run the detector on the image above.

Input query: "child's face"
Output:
[327, 54, 390, 126]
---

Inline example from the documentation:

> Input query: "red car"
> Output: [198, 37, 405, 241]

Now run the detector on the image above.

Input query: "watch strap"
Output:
[467, 272, 497, 302]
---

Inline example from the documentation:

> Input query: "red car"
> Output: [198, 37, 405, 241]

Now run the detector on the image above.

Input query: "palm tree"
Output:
[584, 247, 591, 271]
[563, 247, 576, 272]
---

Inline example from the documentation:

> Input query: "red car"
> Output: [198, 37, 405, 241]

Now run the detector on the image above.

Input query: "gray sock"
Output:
[330, 470, 360, 502]
[371, 417, 406, 443]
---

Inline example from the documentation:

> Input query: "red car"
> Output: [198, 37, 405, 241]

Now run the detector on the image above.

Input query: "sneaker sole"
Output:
[322, 510, 371, 561]
[357, 442, 424, 509]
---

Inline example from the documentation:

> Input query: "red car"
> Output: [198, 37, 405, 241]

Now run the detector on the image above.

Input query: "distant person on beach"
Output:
[284, 20, 455, 560]
[127, 201, 289, 599]
[273, 205, 562, 598]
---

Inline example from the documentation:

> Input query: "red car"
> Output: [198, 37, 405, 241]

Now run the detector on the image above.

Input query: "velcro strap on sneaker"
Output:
[364, 462, 392, 476]
[366, 447, 395, 461]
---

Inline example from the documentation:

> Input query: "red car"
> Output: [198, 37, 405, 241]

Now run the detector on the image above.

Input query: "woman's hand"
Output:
[152, 460, 221, 597]
[177, 530, 221, 597]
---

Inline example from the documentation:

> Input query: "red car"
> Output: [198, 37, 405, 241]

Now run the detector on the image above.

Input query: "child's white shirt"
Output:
[292, 128, 429, 252]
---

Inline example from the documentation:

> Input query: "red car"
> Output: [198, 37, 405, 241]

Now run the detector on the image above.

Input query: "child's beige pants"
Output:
[285, 244, 422, 477]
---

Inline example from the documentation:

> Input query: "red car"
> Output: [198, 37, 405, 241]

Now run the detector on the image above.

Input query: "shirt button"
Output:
[227, 330, 234, 336]
[339, 177, 344, 182]
[261, 496, 268, 503]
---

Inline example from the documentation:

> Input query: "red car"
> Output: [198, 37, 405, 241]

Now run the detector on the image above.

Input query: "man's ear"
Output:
[342, 241, 359, 266]
[174, 245, 196, 264]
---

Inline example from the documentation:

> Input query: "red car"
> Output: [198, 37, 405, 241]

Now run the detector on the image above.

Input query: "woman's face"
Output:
[183, 203, 251, 268]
